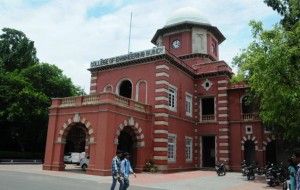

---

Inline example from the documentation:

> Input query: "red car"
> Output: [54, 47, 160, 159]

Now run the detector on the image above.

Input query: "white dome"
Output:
[164, 7, 211, 27]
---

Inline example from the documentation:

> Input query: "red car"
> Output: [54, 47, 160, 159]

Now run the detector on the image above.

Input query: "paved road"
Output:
[0, 164, 282, 190]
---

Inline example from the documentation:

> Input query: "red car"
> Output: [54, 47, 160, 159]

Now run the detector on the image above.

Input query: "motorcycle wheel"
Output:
[247, 174, 255, 180]
[282, 181, 287, 190]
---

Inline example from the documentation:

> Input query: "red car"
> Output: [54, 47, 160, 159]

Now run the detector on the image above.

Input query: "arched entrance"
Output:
[117, 126, 137, 167]
[266, 140, 276, 165]
[244, 140, 256, 166]
[62, 122, 89, 168]
[64, 123, 87, 153]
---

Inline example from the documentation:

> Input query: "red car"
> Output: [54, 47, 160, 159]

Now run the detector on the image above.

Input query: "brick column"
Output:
[217, 79, 230, 168]
[90, 72, 97, 94]
[153, 64, 170, 171]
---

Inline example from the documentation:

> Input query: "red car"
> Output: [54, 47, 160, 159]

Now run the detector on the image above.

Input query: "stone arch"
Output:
[241, 135, 258, 165]
[135, 79, 148, 104]
[114, 116, 145, 148]
[116, 78, 133, 99]
[56, 113, 96, 145]
[104, 84, 113, 92]
[240, 94, 250, 103]
[240, 94, 254, 114]
[262, 135, 276, 151]
[241, 134, 258, 151]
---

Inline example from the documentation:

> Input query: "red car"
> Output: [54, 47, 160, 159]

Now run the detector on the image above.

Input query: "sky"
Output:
[0, 0, 282, 94]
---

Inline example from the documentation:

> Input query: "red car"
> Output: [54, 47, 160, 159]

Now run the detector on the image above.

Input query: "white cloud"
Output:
[0, 0, 281, 93]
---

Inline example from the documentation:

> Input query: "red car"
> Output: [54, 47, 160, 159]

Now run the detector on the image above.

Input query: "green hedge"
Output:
[0, 151, 44, 159]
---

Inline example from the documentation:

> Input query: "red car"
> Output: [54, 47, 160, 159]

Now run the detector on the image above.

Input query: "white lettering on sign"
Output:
[90, 46, 165, 68]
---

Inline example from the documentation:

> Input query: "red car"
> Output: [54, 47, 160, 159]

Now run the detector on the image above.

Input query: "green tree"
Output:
[264, 0, 300, 30]
[20, 63, 80, 98]
[232, 19, 300, 139]
[0, 28, 39, 72]
[0, 28, 84, 157]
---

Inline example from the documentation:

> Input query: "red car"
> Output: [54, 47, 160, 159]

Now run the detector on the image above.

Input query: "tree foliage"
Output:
[0, 28, 39, 72]
[232, 4, 300, 139]
[264, 0, 300, 30]
[0, 28, 84, 157]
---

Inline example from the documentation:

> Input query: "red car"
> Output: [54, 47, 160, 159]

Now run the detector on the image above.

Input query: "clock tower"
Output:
[151, 7, 226, 67]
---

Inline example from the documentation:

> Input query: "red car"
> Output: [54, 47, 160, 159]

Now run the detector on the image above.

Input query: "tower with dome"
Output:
[43, 7, 279, 176]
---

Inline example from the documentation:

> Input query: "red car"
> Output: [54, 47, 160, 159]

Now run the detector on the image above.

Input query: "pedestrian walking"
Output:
[120, 152, 136, 190]
[110, 150, 123, 190]
[288, 158, 296, 190]
[292, 148, 300, 190]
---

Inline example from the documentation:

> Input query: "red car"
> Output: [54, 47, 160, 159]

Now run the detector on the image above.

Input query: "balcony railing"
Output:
[60, 97, 76, 106]
[201, 114, 216, 122]
[241, 113, 258, 121]
[51, 92, 151, 113]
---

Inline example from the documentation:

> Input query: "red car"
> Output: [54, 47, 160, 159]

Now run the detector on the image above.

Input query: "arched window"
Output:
[118, 80, 132, 99]
[135, 80, 147, 103]
[242, 96, 253, 114]
[104, 84, 113, 92]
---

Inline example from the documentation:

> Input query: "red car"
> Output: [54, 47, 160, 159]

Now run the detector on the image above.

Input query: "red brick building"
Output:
[43, 7, 283, 176]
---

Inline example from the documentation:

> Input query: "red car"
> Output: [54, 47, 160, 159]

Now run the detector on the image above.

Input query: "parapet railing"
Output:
[241, 113, 259, 121]
[51, 92, 151, 113]
[200, 114, 216, 122]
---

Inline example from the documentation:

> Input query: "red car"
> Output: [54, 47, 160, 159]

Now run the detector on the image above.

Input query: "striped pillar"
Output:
[193, 83, 199, 168]
[153, 64, 170, 171]
[217, 79, 230, 165]
[90, 72, 97, 94]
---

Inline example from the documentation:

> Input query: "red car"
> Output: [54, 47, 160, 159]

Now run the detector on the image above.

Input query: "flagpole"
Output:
[128, 12, 132, 54]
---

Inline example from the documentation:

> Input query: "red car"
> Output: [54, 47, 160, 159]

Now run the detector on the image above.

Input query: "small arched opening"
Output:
[119, 80, 132, 99]
[242, 96, 253, 114]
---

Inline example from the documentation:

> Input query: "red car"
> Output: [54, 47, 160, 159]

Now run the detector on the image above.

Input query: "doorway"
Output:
[244, 140, 256, 166]
[202, 136, 215, 167]
[117, 126, 136, 167]
[64, 124, 87, 153]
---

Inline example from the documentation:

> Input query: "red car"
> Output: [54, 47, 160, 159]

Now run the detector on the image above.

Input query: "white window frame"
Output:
[168, 85, 177, 112]
[245, 125, 253, 134]
[168, 134, 177, 162]
[185, 93, 193, 117]
[185, 137, 193, 162]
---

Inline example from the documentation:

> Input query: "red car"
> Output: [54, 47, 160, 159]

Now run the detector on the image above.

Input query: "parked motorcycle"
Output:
[241, 160, 247, 176]
[245, 164, 255, 180]
[265, 163, 288, 186]
[216, 160, 227, 176]
[266, 164, 280, 186]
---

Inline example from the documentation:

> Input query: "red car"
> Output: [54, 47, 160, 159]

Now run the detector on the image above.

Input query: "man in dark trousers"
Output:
[110, 150, 123, 190]
[120, 152, 136, 190]
[292, 148, 300, 190]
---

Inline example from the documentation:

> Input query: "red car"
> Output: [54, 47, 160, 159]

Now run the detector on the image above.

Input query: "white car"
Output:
[69, 152, 80, 164]
[64, 153, 72, 163]
[80, 156, 89, 171]
[64, 152, 81, 164]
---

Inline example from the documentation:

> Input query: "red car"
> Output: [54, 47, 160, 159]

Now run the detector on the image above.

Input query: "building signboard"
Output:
[90, 46, 165, 68]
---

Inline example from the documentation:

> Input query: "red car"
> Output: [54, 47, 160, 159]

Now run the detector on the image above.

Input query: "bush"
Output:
[145, 159, 158, 173]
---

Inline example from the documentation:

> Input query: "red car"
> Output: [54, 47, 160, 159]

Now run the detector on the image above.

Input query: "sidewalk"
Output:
[0, 164, 282, 190]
